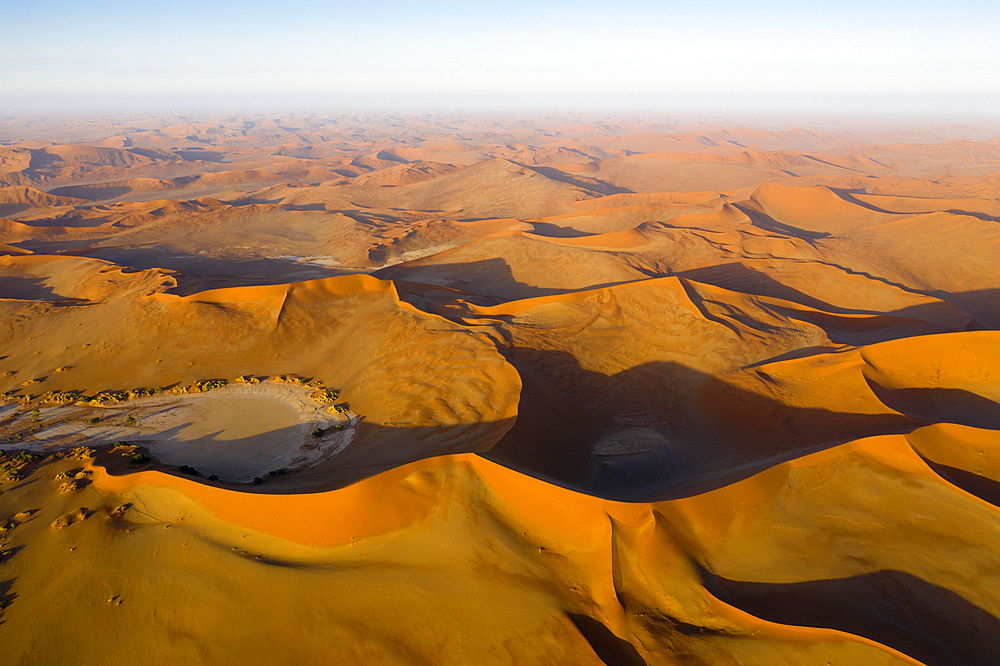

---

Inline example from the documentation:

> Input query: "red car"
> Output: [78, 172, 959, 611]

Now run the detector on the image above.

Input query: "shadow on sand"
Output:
[699, 566, 1000, 666]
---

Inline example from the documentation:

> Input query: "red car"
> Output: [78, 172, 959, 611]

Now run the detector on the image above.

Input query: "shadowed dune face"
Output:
[2, 113, 1000, 664]
[699, 568, 1000, 666]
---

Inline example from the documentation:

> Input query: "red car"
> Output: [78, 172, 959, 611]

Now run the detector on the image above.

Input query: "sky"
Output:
[3, 0, 999, 116]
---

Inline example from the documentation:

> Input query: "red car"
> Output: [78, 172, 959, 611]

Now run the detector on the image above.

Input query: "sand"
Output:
[1, 112, 999, 665]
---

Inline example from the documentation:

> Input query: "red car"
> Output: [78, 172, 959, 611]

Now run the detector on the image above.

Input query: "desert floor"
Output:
[1, 112, 999, 665]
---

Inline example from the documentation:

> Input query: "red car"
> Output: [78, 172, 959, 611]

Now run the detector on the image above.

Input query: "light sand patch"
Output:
[592, 427, 672, 456]
[141, 394, 307, 481]
[1, 381, 356, 482]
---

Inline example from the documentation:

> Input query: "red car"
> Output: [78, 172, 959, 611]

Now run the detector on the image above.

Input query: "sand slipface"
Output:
[1, 113, 1000, 664]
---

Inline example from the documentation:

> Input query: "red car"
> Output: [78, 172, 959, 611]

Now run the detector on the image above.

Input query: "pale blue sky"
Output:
[3, 0, 998, 114]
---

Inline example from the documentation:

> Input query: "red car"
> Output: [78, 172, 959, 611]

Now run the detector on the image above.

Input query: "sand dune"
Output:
[0, 185, 85, 216]
[1, 113, 999, 664]
[350, 160, 459, 187]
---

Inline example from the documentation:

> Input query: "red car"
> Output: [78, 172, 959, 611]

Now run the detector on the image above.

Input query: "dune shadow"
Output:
[674, 263, 994, 334]
[524, 165, 633, 196]
[484, 350, 917, 501]
[0, 203, 31, 217]
[864, 379, 1000, 431]
[0, 578, 15, 624]
[173, 149, 227, 163]
[566, 613, 647, 666]
[527, 221, 595, 238]
[88, 355, 962, 503]
[0, 275, 87, 303]
[18, 213, 113, 229]
[927, 288, 1000, 330]
[828, 189, 1000, 223]
[80, 248, 360, 289]
[698, 566, 1000, 666]
[112, 416, 304, 482]
[945, 209, 1000, 223]
[730, 202, 829, 240]
[0, 545, 25, 562]
[828, 188, 904, 214]
[99, 415, 518, 494]
[918, 457, 1000, 509]
[27, 149, 63, 171]
[379, 256, 646, 305]
[47, 185, 133, 201]
[675, 263, 843, 312]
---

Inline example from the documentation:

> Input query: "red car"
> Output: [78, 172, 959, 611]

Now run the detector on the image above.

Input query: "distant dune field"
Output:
[1, 113, 999, 665]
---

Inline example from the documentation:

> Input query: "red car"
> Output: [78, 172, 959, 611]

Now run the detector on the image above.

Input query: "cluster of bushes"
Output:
[193, 379, 228, 392]
[69, 446, 95, 460]
[112, 442, 149, 464]
[171, 379, 228, 394]
[270, 375, 307, 385]
[312, 388, 340, 403]
[1, 451, 44, 484]
[58, 479, 87, 493]
[25, 374, 340, 411]
[82, 391, 129, 405]
[35, 388, 160, 406]
[108, 504, 130, 520]
[40, 390, 83, 403]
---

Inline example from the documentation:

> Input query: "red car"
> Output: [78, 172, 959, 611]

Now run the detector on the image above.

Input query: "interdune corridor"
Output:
[1, 113, 1000, 665]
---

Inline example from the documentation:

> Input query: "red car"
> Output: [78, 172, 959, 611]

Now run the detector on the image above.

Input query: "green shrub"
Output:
[70, 446, 95, 459]
[312, 389, 340, 403]
[192, 379, 228, 392]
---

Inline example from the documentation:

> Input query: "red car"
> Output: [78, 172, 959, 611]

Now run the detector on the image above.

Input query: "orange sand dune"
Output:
[350, 160, 459, 187]
[817, 212, 1000, 325]
[12, 424, 983, 664]
[851, 191, 1000, 217]
[0, 185, 85, 213]
[2, 114, 1000, 665]
[0, 265, 520, 485]
[575, 153, 795, 192]
[252, 158, 602, 219]
[747, 182, 906, 234]
[375, 230, 649, 300]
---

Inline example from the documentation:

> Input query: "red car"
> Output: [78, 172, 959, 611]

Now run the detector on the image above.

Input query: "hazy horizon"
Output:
[4, 0, 999, 117]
